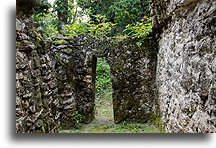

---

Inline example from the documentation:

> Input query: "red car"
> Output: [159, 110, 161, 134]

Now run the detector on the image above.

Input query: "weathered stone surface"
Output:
[16, 8, 76, 132]
[152, 0, 215, 133]
[16, 0, 215, 133]
[16, 22, 157, 132]
[107, 39, 158, 123]
[50, 35, 157, 124]
[16, 18, 25, 31]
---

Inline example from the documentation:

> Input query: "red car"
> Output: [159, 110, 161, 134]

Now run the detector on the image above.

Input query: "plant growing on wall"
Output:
[77, 0, 151, 35]
[123, 16, 152, 46]
[87, 15, 117, 37]
[60, 15, 116, 37]
[33, 0, 151, 39]
[61, 21, 89, 35]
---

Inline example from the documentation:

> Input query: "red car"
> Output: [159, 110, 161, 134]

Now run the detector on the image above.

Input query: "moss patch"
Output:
[53, 39, 68, 45]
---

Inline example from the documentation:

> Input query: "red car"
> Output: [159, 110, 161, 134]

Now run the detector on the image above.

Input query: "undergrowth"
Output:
[95, 57, 112, 98]
[60, 121, 163, 133]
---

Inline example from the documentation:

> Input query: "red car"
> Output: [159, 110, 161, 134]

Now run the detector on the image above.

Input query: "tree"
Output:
[77, 0, 151, 35]
[32, 0, 56, 37]
[33, 0, 51, 16]
[32, 0, 152, 38]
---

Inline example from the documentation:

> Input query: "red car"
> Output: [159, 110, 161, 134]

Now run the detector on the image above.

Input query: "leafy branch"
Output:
[123, 16, 152, 46]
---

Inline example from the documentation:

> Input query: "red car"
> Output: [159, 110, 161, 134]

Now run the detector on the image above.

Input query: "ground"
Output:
[60, 88, 164, 133]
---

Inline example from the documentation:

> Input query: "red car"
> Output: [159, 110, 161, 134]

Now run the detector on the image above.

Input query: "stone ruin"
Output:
[16, 32, 158, 132]
[16, 0, 215, 133]
[152, 0, 215, 133]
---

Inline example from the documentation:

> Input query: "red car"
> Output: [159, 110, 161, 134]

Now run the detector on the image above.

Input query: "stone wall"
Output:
[51, 35, 158, 124]
[16, 13, 157, 132]
[51, 35, 105, 124]
[16, 18, 77, 132]
[16, 0, 77, 132]
[152, 0, 215, 133]
[16, 0, 215, 133]
[107, 39, 158, 123]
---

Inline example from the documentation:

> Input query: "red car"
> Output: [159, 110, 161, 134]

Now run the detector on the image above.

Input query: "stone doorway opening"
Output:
[95, 57, 114, 123]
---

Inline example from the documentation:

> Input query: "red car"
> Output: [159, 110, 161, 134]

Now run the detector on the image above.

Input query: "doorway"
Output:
[95, 57, 114, 123]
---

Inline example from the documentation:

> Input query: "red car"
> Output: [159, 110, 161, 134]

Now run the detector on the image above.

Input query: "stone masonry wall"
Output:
[107, 39, 158, 123]
[16, 17, 77, 132]
[16, 17, 60, 132]
[152, 0, 215, 133]
[51, 35, 158, 124]
[16, 1, 157, 133]
[51, 34, 104, 124]
[16, 0, 215, 133]
[16, 0, 77, 132]
[16, 12, 157, 132]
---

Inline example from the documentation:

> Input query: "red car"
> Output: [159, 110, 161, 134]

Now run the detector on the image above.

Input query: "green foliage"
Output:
[109, 0, 150, 34]
[16, 41, 21, 45]
[61, 21, 89, 35]
[96, 58, 111, 97]
[33, 0, 82, 36]
[151, 112, 166, 133]
[33, 8, 59, 37]
[52, 0, 85, 32]
[87, 15, 117, 37]
[60, 15, 116, 37]
[123, 16, 152, 46]
[35, 32, 43, 41]
[33, 0, 51, 15]
[77, 0, 112, 17]
[77, 0, 151, 35]
[32, 0, 152, 38]
[52, 0, 71, 25]
[73, 111, 83, 124]
[60, 121, 164, 133]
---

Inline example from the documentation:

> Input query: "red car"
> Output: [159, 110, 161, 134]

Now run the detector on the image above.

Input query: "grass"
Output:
[60, 120, 162, 133]
[60, 80, 165, 133]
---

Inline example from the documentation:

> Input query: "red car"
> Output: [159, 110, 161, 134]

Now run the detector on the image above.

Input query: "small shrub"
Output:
[123, 16, 152, 46]
[87, 15, 117, 37]
[61, 21, 89, 36]
[73, 111, 83, 124]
